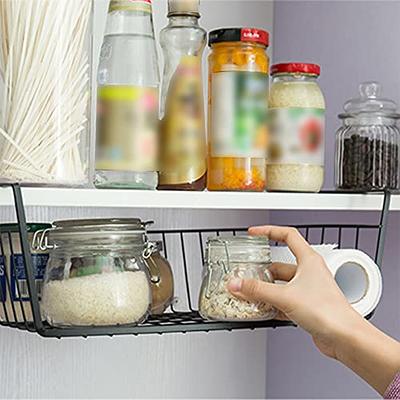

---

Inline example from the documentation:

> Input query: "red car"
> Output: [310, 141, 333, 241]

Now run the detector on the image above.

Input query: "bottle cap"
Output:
[208, 28, 269, 47]
[168, 0, 200, 17]
[271, 63, 320, 76]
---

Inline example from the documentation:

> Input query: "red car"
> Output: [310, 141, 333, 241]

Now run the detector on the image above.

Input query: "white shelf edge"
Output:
[0, 187, 398, 211]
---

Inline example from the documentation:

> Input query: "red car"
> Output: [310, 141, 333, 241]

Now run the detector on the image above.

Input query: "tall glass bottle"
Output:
[158, 0, 207, 190]
[95, 0, 160, 189]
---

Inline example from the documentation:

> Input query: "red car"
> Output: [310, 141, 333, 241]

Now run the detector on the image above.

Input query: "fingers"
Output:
[269, 262, 297, 282]
[249, 225, 315, 263]
[228, 278, 289, 311]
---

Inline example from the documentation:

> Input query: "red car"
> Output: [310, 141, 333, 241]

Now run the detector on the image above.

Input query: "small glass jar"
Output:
[199, 236, 276, 321]
[335, 82, 400, 191]
[146, 241, 174, 315]
[267, 63, 325, 192]
[207, 28, 270, 192]
[0, 223, 51, 323]
[40, 219, 153, 327]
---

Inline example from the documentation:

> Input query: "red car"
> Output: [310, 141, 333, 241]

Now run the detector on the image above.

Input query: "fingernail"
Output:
[228, 278, 242, 292]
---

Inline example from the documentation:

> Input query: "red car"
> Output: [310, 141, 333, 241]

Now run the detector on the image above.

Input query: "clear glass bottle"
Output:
[199, 236, 276, 321]
[335, 82, 400, 191]
[158, 0, 207, 190]
[40, 219, 154, 327]
[95, 0, 160, 189]
[207, 28, 270, 192]
[267, 63, 325, 193]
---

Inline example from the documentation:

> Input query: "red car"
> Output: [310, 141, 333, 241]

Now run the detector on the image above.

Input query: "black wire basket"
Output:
[0, 184, 392, 338]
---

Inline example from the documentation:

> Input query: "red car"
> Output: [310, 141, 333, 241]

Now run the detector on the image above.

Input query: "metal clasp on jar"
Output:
[32, 228, 55, 251]
[142, 241, 160, 284]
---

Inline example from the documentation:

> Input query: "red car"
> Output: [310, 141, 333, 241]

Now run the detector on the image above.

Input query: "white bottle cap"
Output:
[168, 0, 200, 17]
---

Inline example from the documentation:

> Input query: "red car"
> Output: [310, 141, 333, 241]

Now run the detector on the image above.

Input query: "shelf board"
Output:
[0, 187, 398, 211]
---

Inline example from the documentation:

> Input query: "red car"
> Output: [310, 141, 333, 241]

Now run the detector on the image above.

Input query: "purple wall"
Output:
[268, 1, 400, 398]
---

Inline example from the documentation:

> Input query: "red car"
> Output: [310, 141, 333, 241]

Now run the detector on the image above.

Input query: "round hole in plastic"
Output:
[334, 262, 368, 304]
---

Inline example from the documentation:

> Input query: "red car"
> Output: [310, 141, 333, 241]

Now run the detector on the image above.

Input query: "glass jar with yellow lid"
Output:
[207, 28, 270, 191]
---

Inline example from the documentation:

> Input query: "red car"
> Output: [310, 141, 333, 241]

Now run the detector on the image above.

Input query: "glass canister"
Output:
[0, 0, 92, 186]
[335, 82, 400, 191]
[145, 241, 174, 315]
[0, 224, 51, 323]
[39, 219, 153, 327]
[207, 28, 270, 192]
[267, 63, 325, 192]
[199, 236, 276, 321]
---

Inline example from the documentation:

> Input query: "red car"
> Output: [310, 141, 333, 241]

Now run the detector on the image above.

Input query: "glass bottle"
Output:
[207, 28, 270, 192]
[95, 0, 160, 189]
[158, 0, 207, 190]
[267, 63, 325, 193]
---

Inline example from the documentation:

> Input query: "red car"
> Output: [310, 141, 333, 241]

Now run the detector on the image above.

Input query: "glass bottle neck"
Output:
[167, 15, 200, 26]
[105, 9, 156, 37]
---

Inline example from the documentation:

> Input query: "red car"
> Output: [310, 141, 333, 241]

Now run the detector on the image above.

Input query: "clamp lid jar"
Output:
[335, 82, 400, 191]
[40, 218, 153, 327]
[199, 236, 276, 321]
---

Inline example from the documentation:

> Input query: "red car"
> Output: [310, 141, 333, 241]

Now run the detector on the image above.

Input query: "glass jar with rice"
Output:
[40, 219, 154, 327]
[267, 63, 325, 192]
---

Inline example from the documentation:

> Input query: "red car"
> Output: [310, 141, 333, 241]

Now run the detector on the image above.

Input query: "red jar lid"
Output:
[271, 63, 321, 76]
[209, 28, 269, 47]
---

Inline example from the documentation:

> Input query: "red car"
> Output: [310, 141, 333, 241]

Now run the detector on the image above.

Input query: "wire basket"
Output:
[0, 185, 391, 338]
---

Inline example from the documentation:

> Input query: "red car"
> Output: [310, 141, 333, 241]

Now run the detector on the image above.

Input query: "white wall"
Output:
[0, 1, 274, 398]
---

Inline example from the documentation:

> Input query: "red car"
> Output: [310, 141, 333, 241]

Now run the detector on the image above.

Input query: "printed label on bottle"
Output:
[10, 254, 48, 302]
[210, 71, 269, 158]
[268, 108, 325, 165]
[0, 257, 5, 302]
[96, 86, 159, 173]
[109, 0, 152, 13]
[160, 55, 206, 185]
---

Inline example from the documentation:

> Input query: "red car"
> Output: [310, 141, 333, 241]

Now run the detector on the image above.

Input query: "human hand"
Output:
[227, 225, 364, 359]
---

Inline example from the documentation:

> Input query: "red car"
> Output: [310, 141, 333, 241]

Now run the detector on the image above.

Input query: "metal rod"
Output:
[338, 227, 342, 249]
[11, 184, 43, 331]
[0, 235, 16, 324]
[375, 191, 391, 267]
[355, 227, 360, 250]
[180, 232, 193, 311]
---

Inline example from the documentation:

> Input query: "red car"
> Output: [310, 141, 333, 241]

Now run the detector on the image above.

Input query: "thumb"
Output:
[228, 278, 289, 310]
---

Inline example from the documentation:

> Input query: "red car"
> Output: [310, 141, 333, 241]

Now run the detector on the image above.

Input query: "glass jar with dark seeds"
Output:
[335, 82, 400, 191]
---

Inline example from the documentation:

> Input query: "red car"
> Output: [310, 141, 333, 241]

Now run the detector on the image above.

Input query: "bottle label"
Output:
[268, 108, 325, 165]
[160, 56, 206, 185]
[10, 254, 48, 302]
[210, 71, 269, 158]
[109, 0, 152, 13]
[96, 86, 159, 173]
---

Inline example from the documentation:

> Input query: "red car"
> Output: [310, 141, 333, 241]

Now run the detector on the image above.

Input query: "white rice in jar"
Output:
[267, 63, 325, 192]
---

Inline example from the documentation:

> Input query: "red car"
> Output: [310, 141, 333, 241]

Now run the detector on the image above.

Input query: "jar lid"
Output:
[49, 219, 153, 240]
[271, 63, 320, 76]
[168, 0, 200, 17]
[207, 235, 270, 248]
[339, 82, 400, 119]
[209, 28, 269, 47]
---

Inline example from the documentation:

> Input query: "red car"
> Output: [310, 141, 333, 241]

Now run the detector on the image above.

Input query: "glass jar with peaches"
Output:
[207, 28, 269, 192]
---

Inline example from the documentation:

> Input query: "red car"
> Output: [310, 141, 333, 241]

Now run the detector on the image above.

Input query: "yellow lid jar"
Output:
[207, 28, 270, 192]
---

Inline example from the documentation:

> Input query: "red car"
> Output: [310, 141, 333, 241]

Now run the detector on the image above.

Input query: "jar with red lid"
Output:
[207, 28, 270, 192]
[267, 63, 325, 192]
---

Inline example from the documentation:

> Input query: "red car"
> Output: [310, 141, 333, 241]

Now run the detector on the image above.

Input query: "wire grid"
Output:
[0, 223, 384, 338]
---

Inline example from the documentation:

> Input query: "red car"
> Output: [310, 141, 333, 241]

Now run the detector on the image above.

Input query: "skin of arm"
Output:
[227, 225, 400, 396]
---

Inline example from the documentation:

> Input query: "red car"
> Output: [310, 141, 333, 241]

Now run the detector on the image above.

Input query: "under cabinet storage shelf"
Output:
[0, 185, 391, 338]
[0, 186, 398, 211]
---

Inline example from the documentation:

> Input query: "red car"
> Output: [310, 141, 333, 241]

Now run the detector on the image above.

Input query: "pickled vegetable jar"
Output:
[267, 63, 325, 192]
[207, 28, 269, 191]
